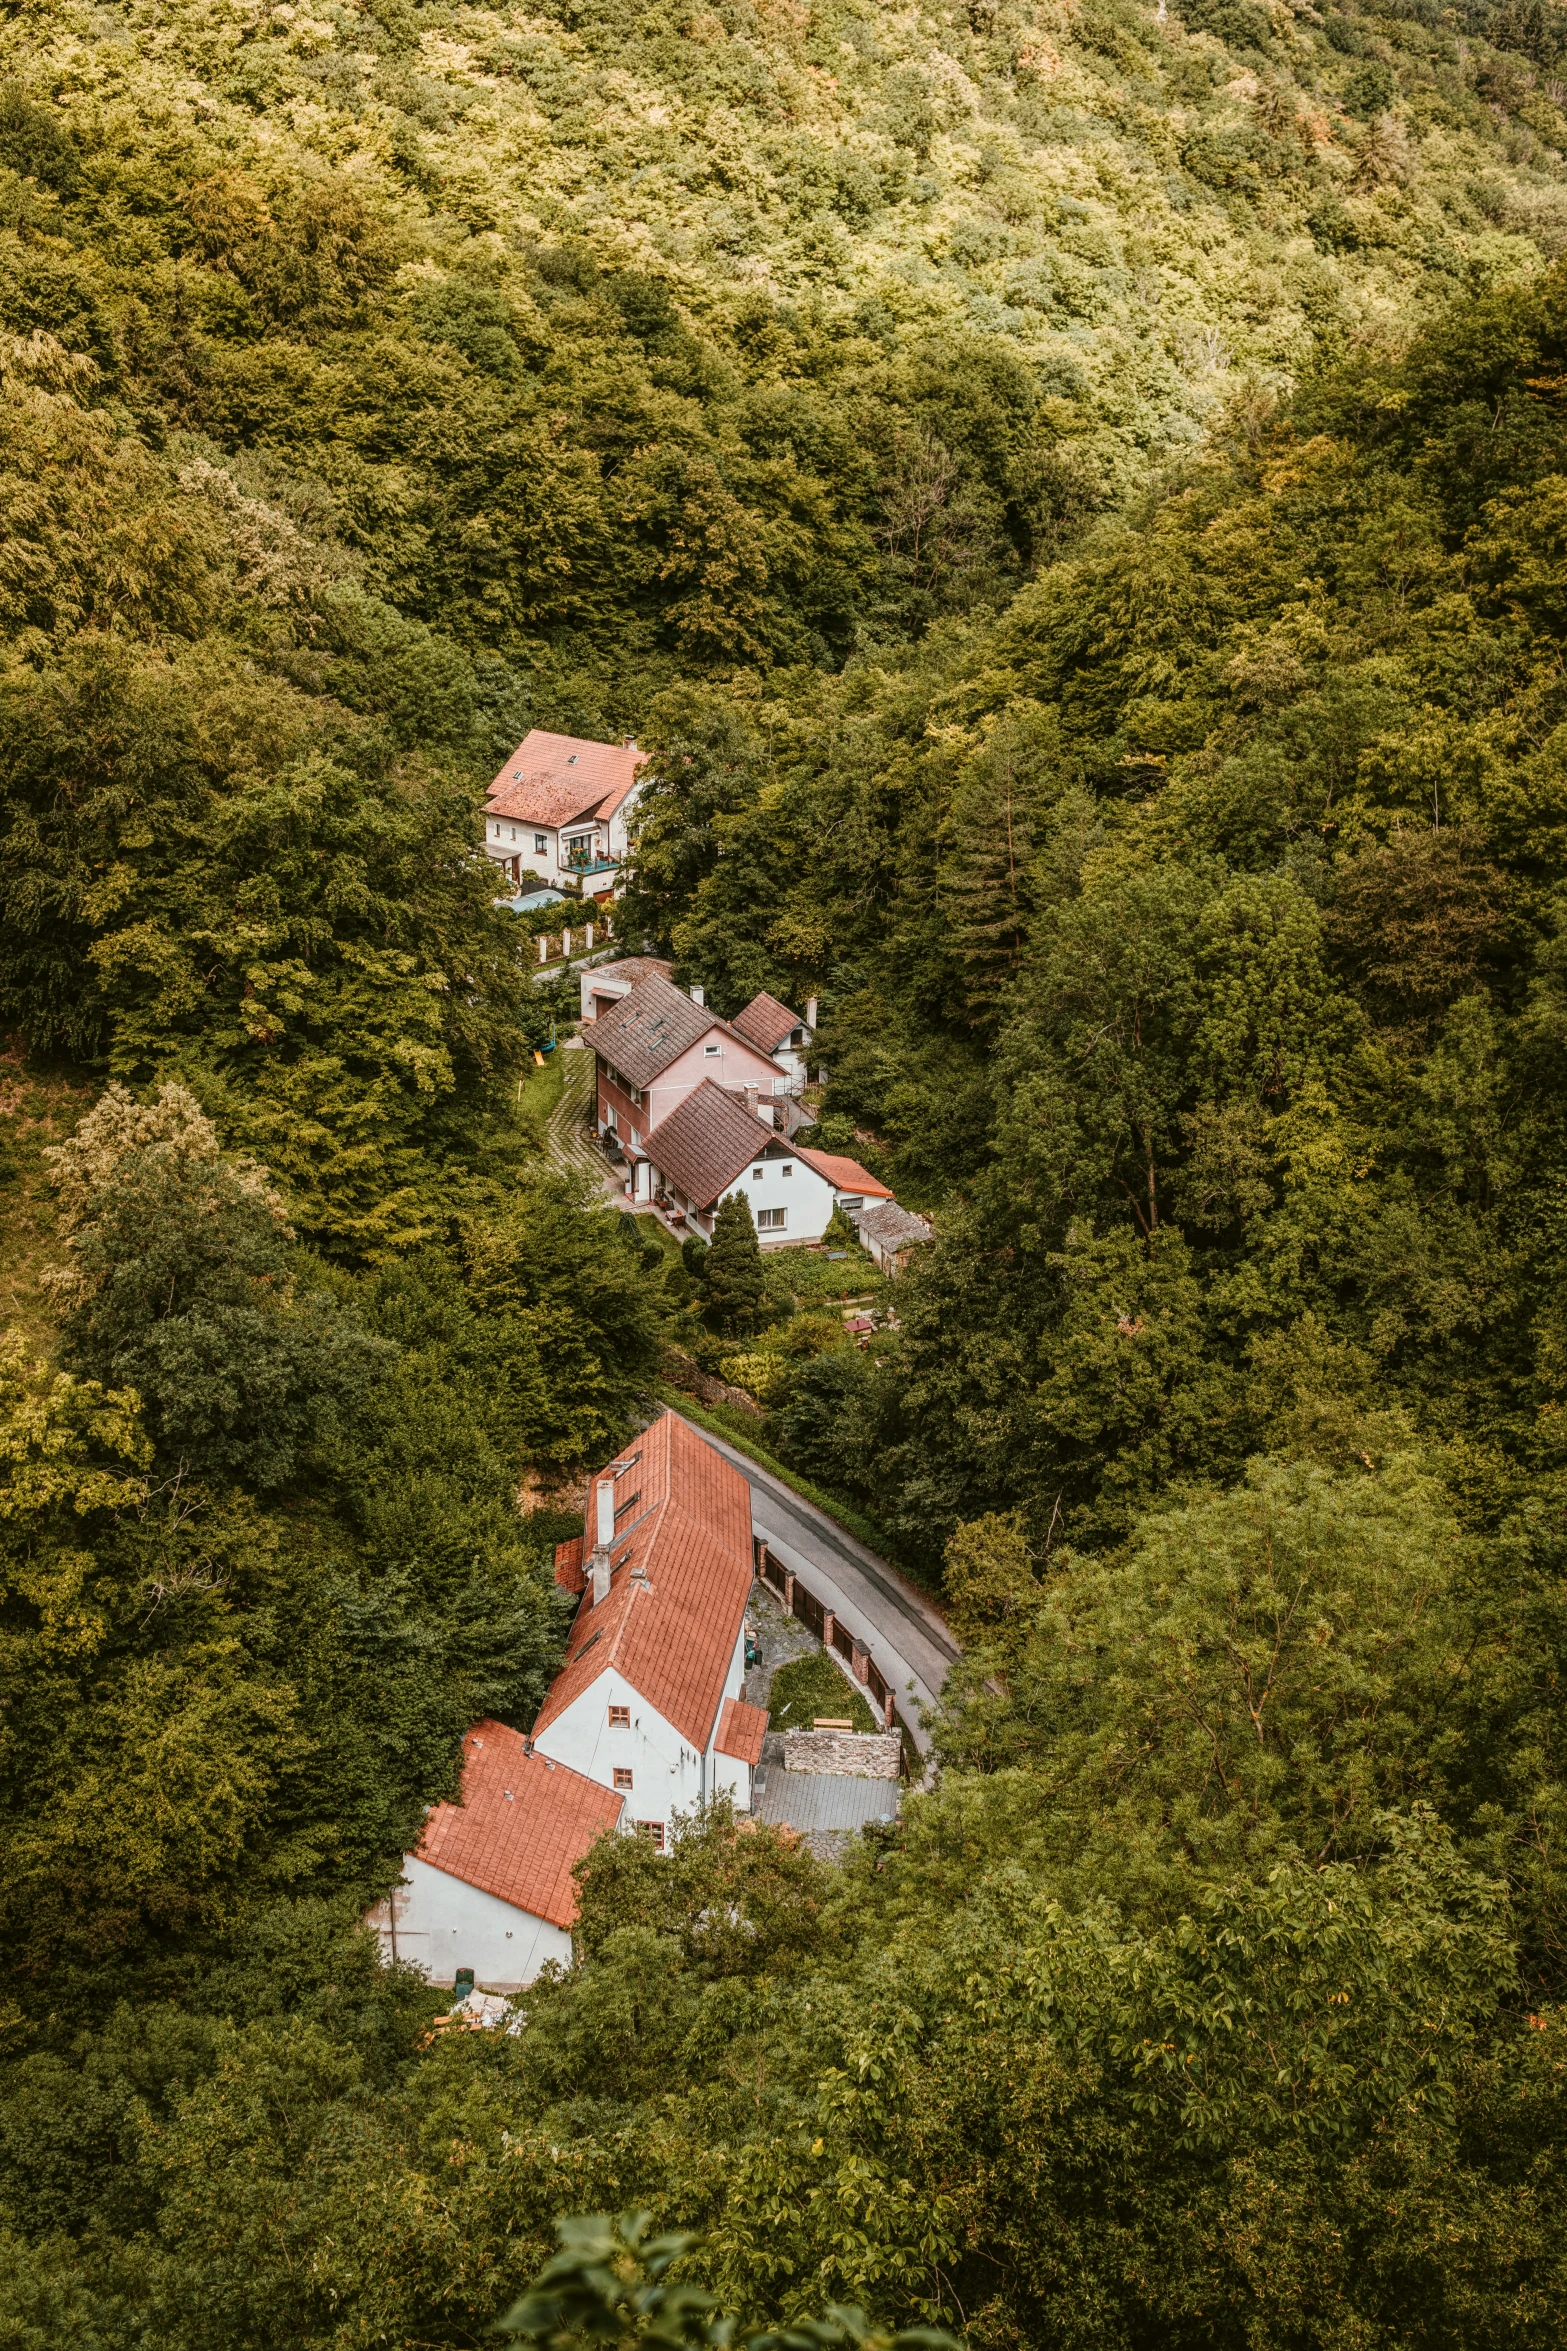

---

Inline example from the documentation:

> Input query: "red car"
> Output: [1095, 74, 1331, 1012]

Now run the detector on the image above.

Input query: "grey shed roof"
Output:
[854, 1201, 933, 1251]
[642, 1080, 780, 1209]
[756, 1771, 901, 1833]
[592, 972, 724, 1088]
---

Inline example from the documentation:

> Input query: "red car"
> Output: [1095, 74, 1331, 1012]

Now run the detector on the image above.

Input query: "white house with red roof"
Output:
[372, 1415, 770, 1992]
[634, 1080, 893, 1246]
[539, 1413, 767, 1831]
[484, 729, 645, 900]
[367, 1721, 623, 1992]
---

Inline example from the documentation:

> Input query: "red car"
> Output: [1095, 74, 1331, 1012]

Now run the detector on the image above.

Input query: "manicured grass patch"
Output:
[768, 1649, 876, 1734]
[514, 1051, 566, 1134]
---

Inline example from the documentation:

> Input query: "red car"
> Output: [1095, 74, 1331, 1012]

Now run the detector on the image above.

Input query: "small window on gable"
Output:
[613, 1766, 634, 1790]
[704, 1043, 719, 1057]
[752, 1166, 763, 1180]
[608, 1704, 630, 1728]
[781, 1163, 793, 1177]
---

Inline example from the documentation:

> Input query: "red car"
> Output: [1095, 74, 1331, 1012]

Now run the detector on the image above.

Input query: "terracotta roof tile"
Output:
[416, 1720, 622, 1929]
[641, 1080, 778, 1209]
[486, 730, 644, 830]
[555, 1536, 585, 1595]
[794, 1146, 894, 1198]
[593, 974, 721, 1088]
[730, 991, 802, 1054]
[533, 1413, 753, 1753]
[715, 1696, 768, 1766]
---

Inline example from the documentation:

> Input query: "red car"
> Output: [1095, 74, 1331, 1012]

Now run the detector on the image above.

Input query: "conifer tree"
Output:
[704, 1191, 765, 1335]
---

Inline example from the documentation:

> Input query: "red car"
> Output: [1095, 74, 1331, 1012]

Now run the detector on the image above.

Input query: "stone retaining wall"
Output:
[782, 1727, 901, 1779]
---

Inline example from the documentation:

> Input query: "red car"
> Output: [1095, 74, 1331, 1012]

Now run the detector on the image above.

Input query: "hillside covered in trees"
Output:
[7, 0, 1567, 2338]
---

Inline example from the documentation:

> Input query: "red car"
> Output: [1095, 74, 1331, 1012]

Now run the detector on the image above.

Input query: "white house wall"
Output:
[718, 1152, 836, 1247]
[373, 1855, 572, 1992]
[533, 1640, 753, 1827]
[485, 781, 642, 897]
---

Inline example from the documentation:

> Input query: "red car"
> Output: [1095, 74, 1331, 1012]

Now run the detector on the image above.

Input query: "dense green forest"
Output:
[7, 0, 1567, 2335]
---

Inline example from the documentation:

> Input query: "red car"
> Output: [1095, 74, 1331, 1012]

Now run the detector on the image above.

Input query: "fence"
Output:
[530, 911, 613, 967]
[755, 1538, 904, 1753]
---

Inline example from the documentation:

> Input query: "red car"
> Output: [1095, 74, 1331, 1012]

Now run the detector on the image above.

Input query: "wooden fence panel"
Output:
[793, 1584, 825, 1641]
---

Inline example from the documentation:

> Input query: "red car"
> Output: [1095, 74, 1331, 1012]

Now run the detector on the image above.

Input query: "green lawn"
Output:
[767, 1649, 876, 1734]
[513, 1050, 566, 1135]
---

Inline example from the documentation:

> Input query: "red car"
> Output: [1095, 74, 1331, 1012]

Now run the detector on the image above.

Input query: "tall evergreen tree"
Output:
[704, 1192, 764, 1336]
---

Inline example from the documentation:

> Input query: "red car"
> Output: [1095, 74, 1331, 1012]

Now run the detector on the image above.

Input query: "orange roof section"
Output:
[486, 730, 644, 830]
[554, 1535, 585, 1595]
[793, 1146, 894, 1198]
[533, 1412, 753, 1754]
[415, 1720, 623, 1930]
[715, 1696, 768, 1767]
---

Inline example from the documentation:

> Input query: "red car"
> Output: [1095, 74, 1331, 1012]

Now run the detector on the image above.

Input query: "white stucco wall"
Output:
[533, 1632, 752, 1828]
[719, 1150, 836, 1247]
[371, 1856, 572, 1991]
[486, 781, 641, 897]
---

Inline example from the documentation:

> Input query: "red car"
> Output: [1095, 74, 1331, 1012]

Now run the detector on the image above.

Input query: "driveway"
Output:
[669, 1413, 959, 1755]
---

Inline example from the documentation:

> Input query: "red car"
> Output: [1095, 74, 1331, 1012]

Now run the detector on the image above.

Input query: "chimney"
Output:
[689, 983, 704, 1007]
[596, 1477, 616, 1548]
[745, 1085, 760, 1118]
[805, 995, 818, 1030]
[589, 1547, 611, 1606]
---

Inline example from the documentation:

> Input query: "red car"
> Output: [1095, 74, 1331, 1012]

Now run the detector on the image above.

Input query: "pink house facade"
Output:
[592, 974, 782, 1162]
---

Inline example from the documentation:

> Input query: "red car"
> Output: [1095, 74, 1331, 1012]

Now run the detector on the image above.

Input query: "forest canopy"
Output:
[6, 0, 1567, 2338]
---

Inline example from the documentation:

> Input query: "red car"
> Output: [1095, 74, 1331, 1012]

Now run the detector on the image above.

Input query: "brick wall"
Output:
[782, 1728, 901, 1779]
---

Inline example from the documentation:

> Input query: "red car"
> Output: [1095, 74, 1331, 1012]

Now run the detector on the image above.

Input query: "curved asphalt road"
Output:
[669, 1412, 959, 1755]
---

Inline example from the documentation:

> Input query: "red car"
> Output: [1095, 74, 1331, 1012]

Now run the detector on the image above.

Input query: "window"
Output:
[608, 1704, 630, 1728]
[704, 1043, 720, 1058]
[758, 1207, 786, 1232]
[752, 1166, 763, 1180]
[781, 1163, 793, 1178]
[638, 1820, 666, 1850]
[534, 832, 547, 853]
[613, 1766, 634, 1790]
[490, 821, 499, 837]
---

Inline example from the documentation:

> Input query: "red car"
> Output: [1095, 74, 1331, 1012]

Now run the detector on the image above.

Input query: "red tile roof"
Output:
[731, 991, 803, 1054]
[533, 1412, 753, 1754]
[641, 1079, 780, 1210]
[555, 1536, 585, 1595]
[416, 1720, 622, 1930]
[795, 1146, 893, 1198]
[486, 731, 644, 831]
[715, 1696, 768, 1767]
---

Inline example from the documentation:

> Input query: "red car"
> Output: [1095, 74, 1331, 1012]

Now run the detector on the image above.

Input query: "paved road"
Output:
[670, 1413, 959, 1754]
